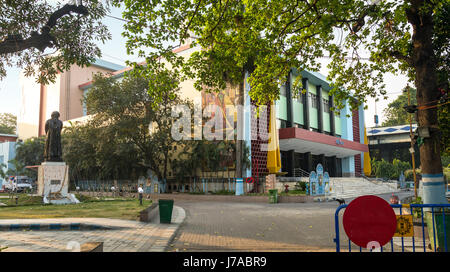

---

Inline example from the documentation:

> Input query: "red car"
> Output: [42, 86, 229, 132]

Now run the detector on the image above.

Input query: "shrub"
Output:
[371, 158, 410, 180]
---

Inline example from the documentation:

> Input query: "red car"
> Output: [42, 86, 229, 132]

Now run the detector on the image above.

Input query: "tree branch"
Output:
[0, 4, 88, 55]
[390, 50, 413, 65]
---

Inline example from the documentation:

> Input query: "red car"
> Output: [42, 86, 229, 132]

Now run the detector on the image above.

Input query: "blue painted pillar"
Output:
[235, 178, 244, 195]
[422, 173, 448, 208]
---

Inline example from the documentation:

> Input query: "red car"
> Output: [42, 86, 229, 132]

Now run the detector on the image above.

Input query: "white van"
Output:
[3, 176, 33, 192]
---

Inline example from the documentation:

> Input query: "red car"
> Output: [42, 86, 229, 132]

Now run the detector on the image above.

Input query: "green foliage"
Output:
[382, 87, 417, 127]
[0, 163, 7, 180]
[438, 101, 450, 156]
[371, 158, 410, 180]
[64, 72, 196, 181]
[0, 0, 111, 84]
[0, 113, 16, 134]
[116, 0, 448, 111]
[382, 86, 449, 156]
[211, 190, 235, 195]
[5, 194, 43, 206]
[404, 168, 421, 181]
[15, 137, 45, 166]
[295, 181, 307, 191]
[14, 136, 45, 180]
[411, 196, 423, 219]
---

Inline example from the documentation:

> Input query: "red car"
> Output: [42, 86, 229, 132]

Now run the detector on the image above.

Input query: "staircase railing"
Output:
[293, 168, 310, 178]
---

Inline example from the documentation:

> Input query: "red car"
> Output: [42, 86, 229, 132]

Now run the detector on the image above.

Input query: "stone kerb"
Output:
[139, 203, 159, 222]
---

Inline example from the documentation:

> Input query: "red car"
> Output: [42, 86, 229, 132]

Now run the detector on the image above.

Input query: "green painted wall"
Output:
[335, 114, 342, 135]
[276, 96, 287, 120]
[323, 112, 330, 132]
[293, 101, 303, 125]
[308, 82, 316, 94]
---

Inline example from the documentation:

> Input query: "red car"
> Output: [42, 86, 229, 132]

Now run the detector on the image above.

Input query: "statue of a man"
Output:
[44, 111, 63, 162]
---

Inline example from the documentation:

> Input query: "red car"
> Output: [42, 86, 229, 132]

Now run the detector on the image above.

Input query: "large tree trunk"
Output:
[408, 0, 447, 204]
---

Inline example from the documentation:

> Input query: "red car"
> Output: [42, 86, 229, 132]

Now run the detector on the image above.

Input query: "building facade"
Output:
[272, 69, 368, 177]
[70, 44, 369, 179]
[17, 59, 125, 140]
[0, 137, 17, 187]
[367, 124, 419, 167]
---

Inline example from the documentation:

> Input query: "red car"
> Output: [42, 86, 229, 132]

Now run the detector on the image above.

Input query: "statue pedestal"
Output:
[37, 162, 79, 204]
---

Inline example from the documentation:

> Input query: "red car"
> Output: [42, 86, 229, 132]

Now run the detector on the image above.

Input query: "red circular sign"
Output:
[343, 195, 397, 248]
[245, 177, 254, 184]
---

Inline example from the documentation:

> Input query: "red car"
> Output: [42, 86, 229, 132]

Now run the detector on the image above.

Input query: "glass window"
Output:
[323, 98, 330, 113]
[309, 93, 318, 108]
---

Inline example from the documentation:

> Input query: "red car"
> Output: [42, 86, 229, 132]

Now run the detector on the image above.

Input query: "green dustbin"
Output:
[268, 189, 278, 204]
[159, 199, 174, 224]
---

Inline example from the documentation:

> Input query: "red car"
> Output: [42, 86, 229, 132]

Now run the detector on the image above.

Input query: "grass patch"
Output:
[210, 190, 235, 195]
[0, 197, 151, 221]
[280, 189, 306, 196]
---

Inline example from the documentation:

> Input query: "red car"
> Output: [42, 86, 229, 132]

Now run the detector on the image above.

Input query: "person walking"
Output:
[138, 185, 144, 205]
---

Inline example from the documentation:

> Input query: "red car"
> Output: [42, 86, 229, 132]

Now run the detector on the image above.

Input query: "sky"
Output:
[0, 2, 412, 128]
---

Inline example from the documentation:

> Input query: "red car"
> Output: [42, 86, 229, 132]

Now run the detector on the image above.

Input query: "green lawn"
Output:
[0, 195, 151, 220]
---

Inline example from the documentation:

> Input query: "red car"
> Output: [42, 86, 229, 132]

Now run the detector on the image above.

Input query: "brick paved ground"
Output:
[0, 206, 185, 252]
[168, 192, 414, 252]
[169, 201, 338, 252]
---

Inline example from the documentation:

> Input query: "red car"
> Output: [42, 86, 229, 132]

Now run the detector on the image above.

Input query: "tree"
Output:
[82, 72, 195, 181]
[14, 136, 45, 180]
[0, 0, 111, 84]
[382, 86, 449, 156]
[0, 113, 17, 134]
[117, 0, 449, 204]
[0, 163, 7, 180]
[382, 87, 417, 127]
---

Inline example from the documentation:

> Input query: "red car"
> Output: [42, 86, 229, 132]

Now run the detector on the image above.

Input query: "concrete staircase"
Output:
[328, 177, 399, 199]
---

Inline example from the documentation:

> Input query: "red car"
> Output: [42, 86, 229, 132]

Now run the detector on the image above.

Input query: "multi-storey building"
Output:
[17, 59, 125, 140]
[273, 69, 368, 177]
[75, 45, 368, 178]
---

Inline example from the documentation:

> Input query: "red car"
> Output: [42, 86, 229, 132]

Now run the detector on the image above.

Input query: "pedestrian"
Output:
[138, 185, 144, 205]
[111, 185, 116, 198]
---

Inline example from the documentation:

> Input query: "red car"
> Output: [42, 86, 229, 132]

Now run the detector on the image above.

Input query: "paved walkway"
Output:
[168, 191, 415, 252]
[169, 201, 338, 252]
[0, 206, 185, 252]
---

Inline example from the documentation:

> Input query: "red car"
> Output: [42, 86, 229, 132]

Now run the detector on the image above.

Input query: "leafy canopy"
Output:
[0, 113, 16, 134]
[0, 0, 111, 84]
[115, 0, 447, 110]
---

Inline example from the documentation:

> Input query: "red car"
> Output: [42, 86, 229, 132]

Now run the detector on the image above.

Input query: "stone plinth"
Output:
[37, 162, 78, 204]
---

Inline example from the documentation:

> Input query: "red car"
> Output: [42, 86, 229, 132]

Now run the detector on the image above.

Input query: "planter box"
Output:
[278, 195, 314, 203]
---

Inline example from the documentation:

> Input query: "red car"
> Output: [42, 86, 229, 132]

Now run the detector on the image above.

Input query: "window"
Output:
[294, 91, 304, 103]
[323, 98, 330, 113]
[309, 93, 318, 108]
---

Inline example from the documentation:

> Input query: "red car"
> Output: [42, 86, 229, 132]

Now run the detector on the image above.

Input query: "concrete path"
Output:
[0, 206, 185, 252]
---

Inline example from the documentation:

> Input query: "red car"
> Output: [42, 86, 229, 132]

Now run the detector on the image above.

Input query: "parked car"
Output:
[3, 176, 33, 192]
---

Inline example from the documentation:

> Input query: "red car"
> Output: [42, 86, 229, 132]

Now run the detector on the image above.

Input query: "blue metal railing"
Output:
[334, 203, 450, 252]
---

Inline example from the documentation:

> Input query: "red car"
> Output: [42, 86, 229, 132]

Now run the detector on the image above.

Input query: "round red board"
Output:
[343, 195, 397, 248]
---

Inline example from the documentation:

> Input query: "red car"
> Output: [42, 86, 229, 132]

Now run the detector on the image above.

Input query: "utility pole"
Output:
[405, 85, 418, 198]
